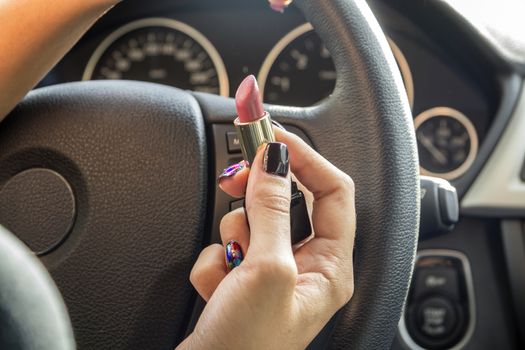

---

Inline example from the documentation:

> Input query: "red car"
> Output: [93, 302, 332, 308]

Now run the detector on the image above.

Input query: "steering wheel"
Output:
[0, 0, 419, 349]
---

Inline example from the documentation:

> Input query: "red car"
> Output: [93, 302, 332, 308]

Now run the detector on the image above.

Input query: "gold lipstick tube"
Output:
[234, 112, 275, 166]
[233, 112, 312, 244]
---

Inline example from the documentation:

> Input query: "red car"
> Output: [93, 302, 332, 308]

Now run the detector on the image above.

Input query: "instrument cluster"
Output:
[39, 0, 497, 183]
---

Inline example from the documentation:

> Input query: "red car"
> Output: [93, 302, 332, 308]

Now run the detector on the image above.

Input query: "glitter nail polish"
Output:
[225, 240, 243, 270]
[217, 161, 246, 183]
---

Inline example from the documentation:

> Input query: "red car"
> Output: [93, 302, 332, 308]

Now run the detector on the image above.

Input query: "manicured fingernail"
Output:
[225, 240, 243, 270]
[271, 119, 287, 131]
[269, 0, 292, 12]
[270, 3, 285, 12]
[263, 142, 289, 177]
[217, 161, 246, 183]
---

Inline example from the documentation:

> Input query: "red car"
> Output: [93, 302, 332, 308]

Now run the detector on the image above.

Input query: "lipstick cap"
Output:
[234, 112, 275, 165]
[241, 181, 312, 245]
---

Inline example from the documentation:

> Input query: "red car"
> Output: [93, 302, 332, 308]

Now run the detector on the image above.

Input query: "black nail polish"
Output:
[263, 142, 289, 177]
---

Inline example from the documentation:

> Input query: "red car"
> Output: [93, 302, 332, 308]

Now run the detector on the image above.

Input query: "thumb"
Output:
[244, 142, 293, 260]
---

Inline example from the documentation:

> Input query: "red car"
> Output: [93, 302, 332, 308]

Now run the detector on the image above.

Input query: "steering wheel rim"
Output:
[0, 0, 419, 349]
[195, 0, 420, 344]
[288, 1, 419, 347]
[0, 226, 75, 350]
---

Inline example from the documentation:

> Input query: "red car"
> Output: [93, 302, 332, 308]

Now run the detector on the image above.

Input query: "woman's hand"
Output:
[179, 128, 356, 349]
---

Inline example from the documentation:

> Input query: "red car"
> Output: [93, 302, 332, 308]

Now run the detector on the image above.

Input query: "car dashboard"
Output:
[36, 0, 523, 349]
[40, 0, 500, 192]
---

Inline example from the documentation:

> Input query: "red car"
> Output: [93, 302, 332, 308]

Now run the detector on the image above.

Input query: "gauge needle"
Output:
[417, 133, 448, 165]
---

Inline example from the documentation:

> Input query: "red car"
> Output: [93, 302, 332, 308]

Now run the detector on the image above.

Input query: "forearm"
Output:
[0, 0, 119, 120]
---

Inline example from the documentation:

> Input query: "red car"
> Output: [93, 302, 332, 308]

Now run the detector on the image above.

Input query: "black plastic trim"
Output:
[462, 207, 525, 219]
[520, 156, 525, 183]
[501, 220, 525, 346]
[454, 76, 522, 198]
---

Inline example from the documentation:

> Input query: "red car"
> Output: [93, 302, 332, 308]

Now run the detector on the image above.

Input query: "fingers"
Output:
[274, 128, 352, 201]
[219, 208, 250, 252]
[219, 164, 311, 214]
[268, 0, 292, 12]
[274, 128, 355, 242]
[191, 209, 250, 301]
[244, 143, 294, 260]
[190, 244, 227, 302]
[218, 128, 352, 203]
[217, 126, 354, 243]
[217, 162, 249, 198]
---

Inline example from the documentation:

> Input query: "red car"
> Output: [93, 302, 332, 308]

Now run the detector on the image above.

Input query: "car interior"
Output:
[0, 0, 524, 349]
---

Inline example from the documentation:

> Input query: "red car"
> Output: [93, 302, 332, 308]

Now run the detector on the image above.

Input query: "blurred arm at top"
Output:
[0, 0, 120, 120]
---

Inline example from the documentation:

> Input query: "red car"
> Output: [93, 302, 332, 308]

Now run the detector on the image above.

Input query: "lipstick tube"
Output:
[234, 112, 275, 166]
[233, 75, 311, 244]
[233, 111, 311, 244]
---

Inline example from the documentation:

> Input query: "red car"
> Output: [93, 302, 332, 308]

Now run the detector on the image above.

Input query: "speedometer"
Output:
[83, 18, 229, 96]
[258, 23, 414, 108]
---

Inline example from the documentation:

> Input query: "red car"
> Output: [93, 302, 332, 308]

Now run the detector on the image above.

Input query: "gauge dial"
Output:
[83, 18, 229, 96]
[415, 107, 478, 180]
[258, 23, 414, 108]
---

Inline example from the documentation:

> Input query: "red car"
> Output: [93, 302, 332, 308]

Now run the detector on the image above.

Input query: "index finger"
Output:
[219, 128, 353, 201]
[274, 128, 355, 242]
[274, 128, 354, 202]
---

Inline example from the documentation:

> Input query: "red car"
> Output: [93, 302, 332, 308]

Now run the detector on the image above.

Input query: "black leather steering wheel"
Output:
[0, 0, 419, 349]
[0, 226, 75, 350]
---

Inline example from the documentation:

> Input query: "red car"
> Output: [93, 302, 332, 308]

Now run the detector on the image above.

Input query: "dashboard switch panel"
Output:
[413, 266, 460, 302]
[399, 250, 475, 350]
[226, 132, 242, 153]
[210, 123, 313, 245]
[417, 296, 458, 338]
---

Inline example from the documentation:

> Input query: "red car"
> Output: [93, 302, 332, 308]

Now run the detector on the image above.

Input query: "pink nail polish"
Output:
[270, 3, 285, 13]
[269, 0, 292, 13]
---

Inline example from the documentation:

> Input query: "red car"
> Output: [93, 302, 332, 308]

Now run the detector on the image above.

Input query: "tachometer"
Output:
[415, 107, 478, 180]
[258, 23, 414, 108]
[83, 18, 229, 96]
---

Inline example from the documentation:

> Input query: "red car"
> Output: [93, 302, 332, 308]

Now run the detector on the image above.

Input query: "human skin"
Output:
[0, 0, 120, 119]
[0, 2, 356, 348]
[181, 128, 356, 349]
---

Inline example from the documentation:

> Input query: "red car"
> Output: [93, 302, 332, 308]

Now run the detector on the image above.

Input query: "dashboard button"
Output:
[417, 297, 457, 338]
[414, 266, 460, 301]
[226, 132, 241, 153]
